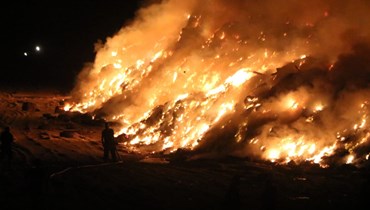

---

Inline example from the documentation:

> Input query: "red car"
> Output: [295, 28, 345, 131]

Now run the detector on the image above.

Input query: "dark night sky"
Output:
[1, 0, 145, 93]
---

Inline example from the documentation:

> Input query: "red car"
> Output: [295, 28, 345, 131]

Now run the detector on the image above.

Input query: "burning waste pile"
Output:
[64, 0, 370, 167]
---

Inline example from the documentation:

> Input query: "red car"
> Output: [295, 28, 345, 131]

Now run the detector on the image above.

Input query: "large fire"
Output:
[65, 0, 370, 167]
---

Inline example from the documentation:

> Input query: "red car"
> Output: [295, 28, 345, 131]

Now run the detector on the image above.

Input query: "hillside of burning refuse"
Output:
[62, 44, 370, 169]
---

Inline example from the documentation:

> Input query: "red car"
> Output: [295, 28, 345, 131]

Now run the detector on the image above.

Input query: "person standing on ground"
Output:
[101, 122, 117, 162]
[0, 126, 14, 169]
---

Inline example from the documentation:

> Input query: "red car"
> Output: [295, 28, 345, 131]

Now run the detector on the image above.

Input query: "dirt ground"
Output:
[0, 92, 369, 210]
[1, 157, 370, 210]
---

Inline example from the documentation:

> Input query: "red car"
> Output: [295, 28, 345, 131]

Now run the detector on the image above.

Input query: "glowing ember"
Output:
[346, 155, 354, 164]
[65, 0, 370, 167]
[286, 98, 299, 110]
[314, 104, 324, 112]
[267, 149, 280, 162]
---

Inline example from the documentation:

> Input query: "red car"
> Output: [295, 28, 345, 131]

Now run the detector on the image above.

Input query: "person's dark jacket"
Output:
[101, 128, 115, 148]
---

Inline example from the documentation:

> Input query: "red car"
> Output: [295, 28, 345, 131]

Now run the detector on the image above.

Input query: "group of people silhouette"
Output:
[0, 122, 119, 209]
[0, 121, 119, 173]
[1, 122, 280, 210]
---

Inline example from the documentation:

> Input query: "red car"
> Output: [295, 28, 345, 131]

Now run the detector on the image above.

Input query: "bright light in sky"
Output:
[35, 46, 41, 52]
[24, 52, 28, 56]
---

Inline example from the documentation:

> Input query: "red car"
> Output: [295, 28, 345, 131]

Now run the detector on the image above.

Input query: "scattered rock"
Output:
[60, 131, 76, 138]
[22, 102, 37, 111]
[43, 113, 55, 120]
[57, 114, 71, 122]
[65, 123, 77, 129]
[71, 113, 104, 126]
[7, 102, 17, 108]
[37, 123, 51, 130]
[39, 132, 51, 140]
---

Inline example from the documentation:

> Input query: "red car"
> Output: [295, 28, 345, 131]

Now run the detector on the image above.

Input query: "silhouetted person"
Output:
[222, 174, 242, 210]
[261, 178, 277, 210]
[0, 126, 14, 170]
[101, 122, 117, 162]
